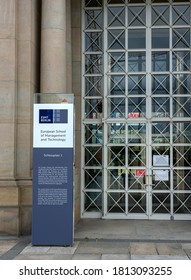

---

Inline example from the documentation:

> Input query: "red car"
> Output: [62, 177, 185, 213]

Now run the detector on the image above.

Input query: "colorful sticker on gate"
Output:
[136, 170, 146, 177]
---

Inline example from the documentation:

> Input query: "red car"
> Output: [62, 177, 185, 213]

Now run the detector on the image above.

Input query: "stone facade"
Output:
[0, 0, 81, 235]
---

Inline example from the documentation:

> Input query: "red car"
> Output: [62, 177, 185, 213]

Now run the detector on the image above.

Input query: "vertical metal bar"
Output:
[125, 0, 128, 216]
[169, 3, 174, 218]
[103, 0, 108, 217]
[81, 0, 86, 216]
[146, 2, 152, 218]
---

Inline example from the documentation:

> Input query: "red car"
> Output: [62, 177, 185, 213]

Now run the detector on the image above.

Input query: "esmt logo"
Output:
[39, 109, 53, 123]
[39, 109, 68, 124]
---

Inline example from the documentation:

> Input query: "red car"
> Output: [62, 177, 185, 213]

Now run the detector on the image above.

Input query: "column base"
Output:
[0, 179, 32, 235]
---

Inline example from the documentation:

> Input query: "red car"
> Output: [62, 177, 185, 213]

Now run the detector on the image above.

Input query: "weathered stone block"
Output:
[0, 187, 18, 206]
[0, 208, 19, 235]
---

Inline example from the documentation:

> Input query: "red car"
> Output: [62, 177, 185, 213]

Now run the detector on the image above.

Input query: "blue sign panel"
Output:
[32, 104, 74, 246]
[39, 109, 68, 124]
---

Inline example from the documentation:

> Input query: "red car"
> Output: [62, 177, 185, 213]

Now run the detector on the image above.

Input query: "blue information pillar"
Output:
[32, 94, 74, 246]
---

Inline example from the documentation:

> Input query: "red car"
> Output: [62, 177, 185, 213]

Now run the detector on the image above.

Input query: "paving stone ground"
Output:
[1, 219, 191, 260]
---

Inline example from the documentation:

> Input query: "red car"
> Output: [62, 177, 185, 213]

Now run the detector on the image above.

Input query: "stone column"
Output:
[0, 0, 19, 235]
[41, 0, 67, 93]
[17, 0, 41, 235]
[71, 0, 81, 223]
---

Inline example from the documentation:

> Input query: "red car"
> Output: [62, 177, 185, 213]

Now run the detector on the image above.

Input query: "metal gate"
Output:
[82, 0, 191, 219]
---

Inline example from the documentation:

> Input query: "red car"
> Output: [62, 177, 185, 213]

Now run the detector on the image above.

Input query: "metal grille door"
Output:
[82, 0, 191, 220]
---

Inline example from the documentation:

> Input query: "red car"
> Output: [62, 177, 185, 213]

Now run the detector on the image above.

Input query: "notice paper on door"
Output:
[153, 170, 169, 181]
[153, 155, 169, 166]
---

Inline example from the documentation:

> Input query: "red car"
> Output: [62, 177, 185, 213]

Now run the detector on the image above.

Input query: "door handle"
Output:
[143, 184, 155, 189]
[143, 184, 148, 190]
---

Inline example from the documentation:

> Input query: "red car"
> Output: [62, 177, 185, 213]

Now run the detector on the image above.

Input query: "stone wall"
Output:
[0, 0, 41, 235]
[17, 0, 41, 235]
[0, 0, 20, 235]
[0, 0, 82, 235]
[71, 0, 82, 224]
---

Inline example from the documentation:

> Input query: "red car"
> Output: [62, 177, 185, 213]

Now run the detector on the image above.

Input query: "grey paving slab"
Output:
[75, 219, 191, 241]
[184, 249, 191, 259]
[135, 222, 171, 239]
[0, 234, 18, 241]
[75, 241, 130, 255]
[168, 221, 191, 231]
[101, 254, 130, 260]
[1, 219, 191, 260]
[131, 255, 189, 260]
[72, 254, 101, 260]
[156, 243, 187, 256]
[130, 242, 157, 255]
[14, 254, 73, 260]
[0, 240, 18, 254]
[75, 220, 137, 240]
[20, 244, 50, 255]
[47, 242, 79, 254]
[19, 242, 79, 256]
[181, 243, 191, 249]
[0, 236, 31, 260]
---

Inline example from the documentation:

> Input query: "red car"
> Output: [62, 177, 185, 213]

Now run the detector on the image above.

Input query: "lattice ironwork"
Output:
[85, 124, 103, 144]
[85, 0, 102, 7]
[173, 97, 191, 117]
[128, 75, 146, 95]
[85, 146, 103, 166]
[128, 169, 145, 189]
[85, 99, 103, 119]
[172, 5, 190, 25]
[85, 32, 103, 52]
[85, 10, 103, 30]
[173, 122, 191, 143]
[108, 7, 125, 27]
[128, 123, 146, 144]
[128, 97, 146, 118]
[108, 146, 126, 166]
[85, 54, 103, 74]
[108, 52, 126, 73]
[172, 28, 190, 48]
[108, 169, 125, 189]
[85, 76, 103, 97]
[152, 5, 169, 26]
[108, 0, 125, 4]
[173, 146, 191, 167]
[108, 97, 126, 118]
[128, 0, 146, 3]
[152, 75, 170, 94]
[128, 193, 146, 213]
[108, 30, 125, 50]
[173, 193, 191, 214]
[128, 146, 146, 166]
[152, 193, 171, 213]
[173, 170, 191, 191]
[82, 0, 191, 218]
[152, 97, 170, 117]
[108, 75, 125, 95]
[128, 6, 146, 26]
[173, 74, 191, 95]
[107, 192, 126, 213]
[108, 123, 126, 144]
[152, 122, 170, 143]
[84, 191, 102, 212]
[172, 51, 191, 72]
[85, 169, 102, 189]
